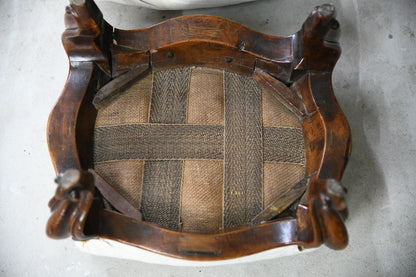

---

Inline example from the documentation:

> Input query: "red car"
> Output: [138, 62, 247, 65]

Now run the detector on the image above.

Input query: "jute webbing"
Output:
[95, 74, 153, 126]
[94, 124, 303, 163]
[181, 160, 223, 233]
[93, 66, 306, 233]
[94, 160, 144, 210]
[141, 160, 183, 230]
[223, 71, 263, 229]
[188, 67, 224, 125]
[263, 127, 305, 164]
[263, 162, 305, 208]
[141, 67, 191, 229]
[94, 124, 224, 162]
[149, 67, 191, 124]
[262, 86, 301, 128]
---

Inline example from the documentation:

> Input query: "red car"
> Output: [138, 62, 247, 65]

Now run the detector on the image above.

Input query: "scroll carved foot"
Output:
[46, 169, 95, 240]
[313, 179, 348, 250]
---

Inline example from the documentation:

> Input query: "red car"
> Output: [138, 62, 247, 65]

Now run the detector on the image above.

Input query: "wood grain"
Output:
[46, 0, 352, 258]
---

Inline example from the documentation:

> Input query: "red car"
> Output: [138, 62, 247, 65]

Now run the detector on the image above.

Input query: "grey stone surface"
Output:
[0, 0, 415, 275]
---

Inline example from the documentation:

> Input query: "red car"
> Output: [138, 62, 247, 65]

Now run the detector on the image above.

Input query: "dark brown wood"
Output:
[292, 4, 341, 76]
[46, 169, 96, 240]
[113, 15, 292, 60]
[99, 210, 299, 261]
[63, 0, 112, 73]
[46, 0, 352, 259]
[292, 71, 351, 250]
[111, 15, 293, 80]
[47, 62, 94, 173]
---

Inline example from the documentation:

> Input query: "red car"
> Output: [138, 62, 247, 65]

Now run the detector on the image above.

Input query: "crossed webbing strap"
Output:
[93, 66, 305, 232]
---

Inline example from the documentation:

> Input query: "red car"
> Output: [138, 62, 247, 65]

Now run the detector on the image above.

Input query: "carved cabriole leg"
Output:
[305, 72, 350, 250]
[292, 5, 351, 250]
[48, 0, 112, 174]
[46, 0, 112, 240]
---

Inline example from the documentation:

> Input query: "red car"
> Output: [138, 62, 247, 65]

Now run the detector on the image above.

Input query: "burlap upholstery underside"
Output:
[94, 66, 306, 233]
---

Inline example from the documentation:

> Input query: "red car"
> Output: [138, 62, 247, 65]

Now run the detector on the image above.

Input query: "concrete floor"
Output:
[0, 0, 415, 275]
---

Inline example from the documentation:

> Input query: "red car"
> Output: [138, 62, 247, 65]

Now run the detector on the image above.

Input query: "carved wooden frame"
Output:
[46, 0, 351, 261]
